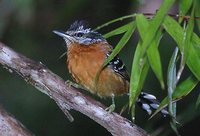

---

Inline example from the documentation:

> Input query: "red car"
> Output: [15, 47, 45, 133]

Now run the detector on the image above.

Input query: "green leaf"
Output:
[167, 47, 179, 133]
[190, 1, 200, 59]
[131, 6, 173, 115]
[104, 22, 133, 38]
[139, 60, 150, 92]
[191, 34, 200, 59]
[182, 2, 194, 63]
[129, 3, 177, 115]
[179, 0, 193, 15]
[167, 47, 178, 115]
[179, 0, 193, 22]
[140, 0, 175, 57]
[101, 21, 136, 68]
[136, 14, 148, 38]
[163, 16, 184, 49]
[95, 21, 136, 86]
[94, 14, 137, 31]
[129, 41, 149, 118]
[186, 45, 200, 79]
[129, 15, 153, 118]
[163, 16, 200, 80]
[195, 0, 200, 32]
[130, 60, 150, 120]
[150, 75, 198, 118]
[136, 14, 164, 89]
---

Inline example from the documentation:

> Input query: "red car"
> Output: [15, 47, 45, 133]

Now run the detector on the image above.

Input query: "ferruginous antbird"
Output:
[53, 21, 168, 115]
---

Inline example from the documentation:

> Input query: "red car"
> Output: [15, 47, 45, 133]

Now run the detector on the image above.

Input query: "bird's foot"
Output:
[105, 103, 115, 113]
[105, 95, 115, 113]
[65, 80, 85, 89]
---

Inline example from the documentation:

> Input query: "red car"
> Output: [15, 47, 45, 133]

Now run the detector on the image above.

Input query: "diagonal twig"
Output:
[0, 42, 149, 136]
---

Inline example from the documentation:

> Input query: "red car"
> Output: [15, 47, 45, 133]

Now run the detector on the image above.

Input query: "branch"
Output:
[0, 42, 149, 136]
[0, 105, 33, 136]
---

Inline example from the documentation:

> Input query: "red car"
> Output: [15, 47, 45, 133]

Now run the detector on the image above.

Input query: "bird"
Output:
[53, 20, 168, 116]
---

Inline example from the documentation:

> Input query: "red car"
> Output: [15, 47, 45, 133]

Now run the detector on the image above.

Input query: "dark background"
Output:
[0, 0, 200, 135]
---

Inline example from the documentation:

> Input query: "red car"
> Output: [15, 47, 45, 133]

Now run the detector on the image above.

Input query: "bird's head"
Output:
[53, 21, 106, 46]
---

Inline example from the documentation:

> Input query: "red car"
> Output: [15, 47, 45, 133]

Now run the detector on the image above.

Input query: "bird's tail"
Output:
[137, 92, 168, 117]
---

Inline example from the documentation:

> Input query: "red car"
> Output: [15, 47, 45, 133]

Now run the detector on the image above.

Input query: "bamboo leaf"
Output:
[129, 41, 148, 118]
[195, 0, 200, 32]
[104, 22, 133, 38]
[179, 0, 193, 15]
[94, 14, 137, 31]
[150, 75, 198, 118]
[167, 47, 179, 134]
[129, 14, 152, 118]
[183, 2, 194, 63]
[167, 47, 178, 115]
[130, 56, 150, 119]
[136, 14, 164, 89]
[101, 21, 136, 68]
[179, 0, 193, 22]
[191, 34, 200, 60]
[95, 21, 136, 85]
[163, 16, 184, 48]
[163, 16, 200, 80]
[129, 4, 176, 115]
[140, 0, 175, 57]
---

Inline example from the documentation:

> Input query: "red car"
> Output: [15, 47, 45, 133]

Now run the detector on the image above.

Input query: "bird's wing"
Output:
[106, 51, 130, 81]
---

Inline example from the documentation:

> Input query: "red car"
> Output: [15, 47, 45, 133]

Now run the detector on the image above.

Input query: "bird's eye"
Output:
[76, 32, 84, 37]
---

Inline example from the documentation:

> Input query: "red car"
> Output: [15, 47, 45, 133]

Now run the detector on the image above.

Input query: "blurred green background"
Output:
[0, 0, 200, 135]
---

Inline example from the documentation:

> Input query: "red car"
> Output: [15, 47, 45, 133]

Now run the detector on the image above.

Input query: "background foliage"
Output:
[0, 0, 200, 136]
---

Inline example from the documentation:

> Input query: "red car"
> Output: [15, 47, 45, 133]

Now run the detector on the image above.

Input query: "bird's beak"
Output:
[53, 30, 71, 38]
[53, 30, 76, 46]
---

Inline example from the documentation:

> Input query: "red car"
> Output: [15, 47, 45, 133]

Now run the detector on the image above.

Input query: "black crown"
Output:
[68, 20, 89, 31]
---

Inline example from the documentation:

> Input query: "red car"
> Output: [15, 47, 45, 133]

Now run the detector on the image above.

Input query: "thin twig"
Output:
[94, 13, 200, 31]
